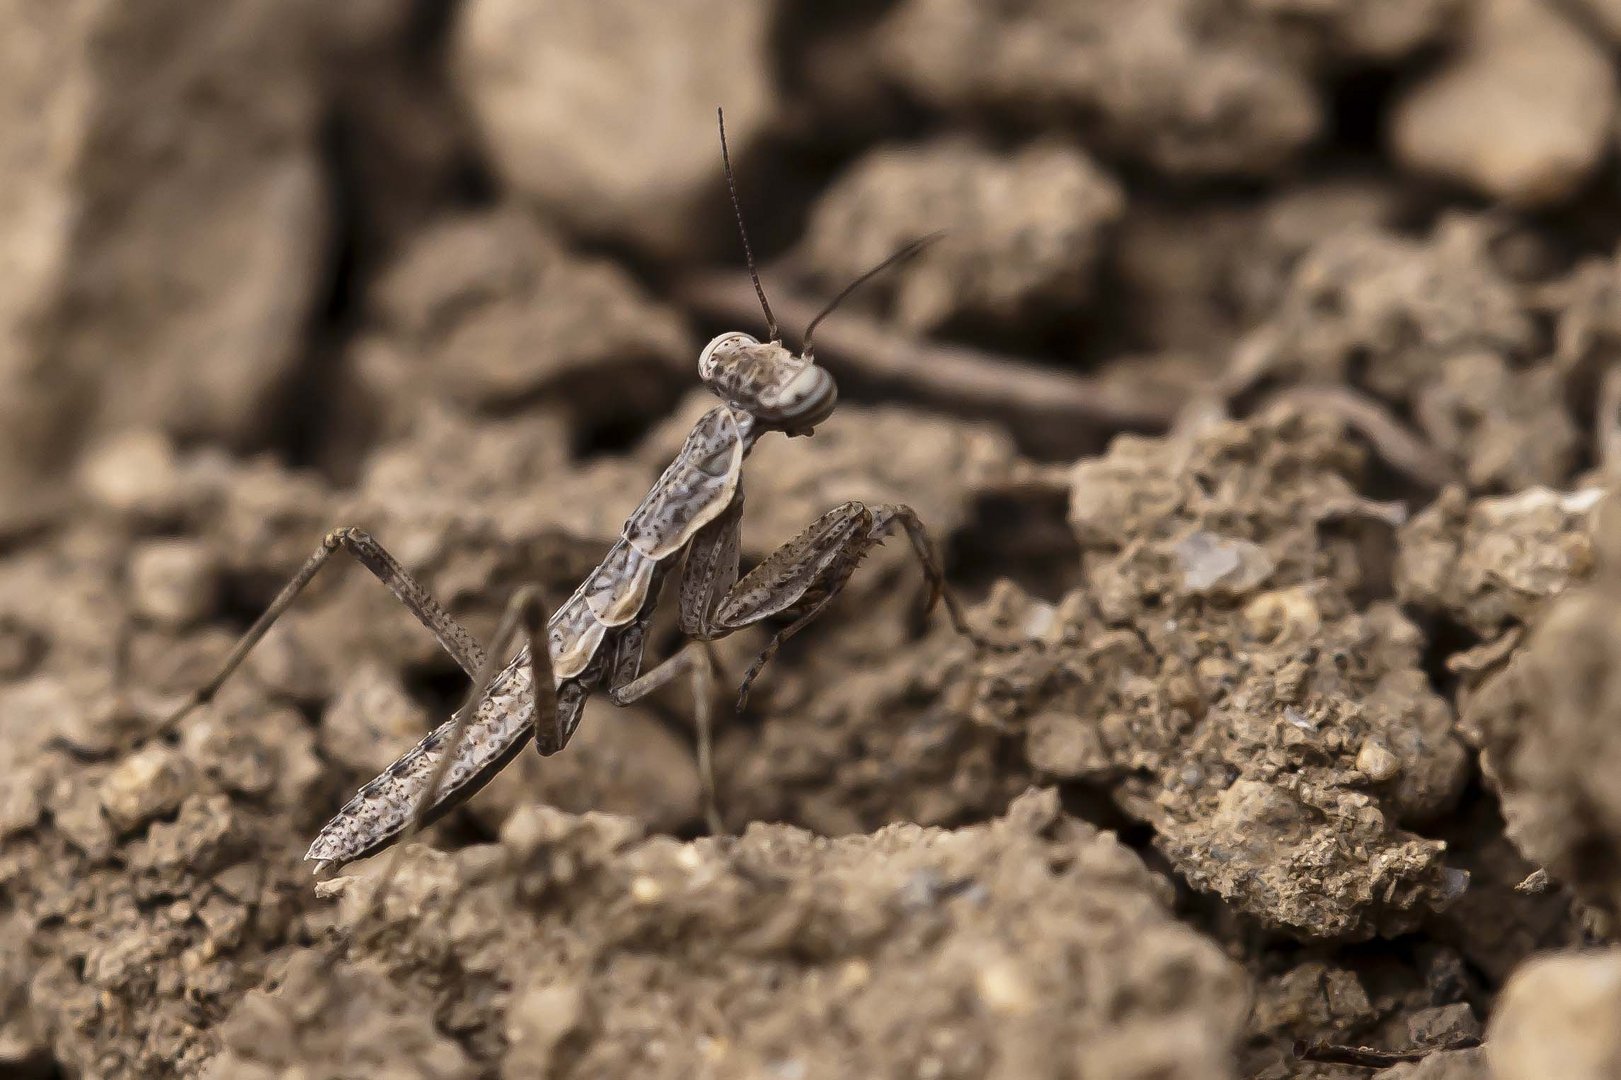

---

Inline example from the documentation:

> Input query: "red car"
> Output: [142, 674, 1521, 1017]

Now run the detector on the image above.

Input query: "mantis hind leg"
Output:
[323, 585, 558, 926]
[158, 526, 488, 736]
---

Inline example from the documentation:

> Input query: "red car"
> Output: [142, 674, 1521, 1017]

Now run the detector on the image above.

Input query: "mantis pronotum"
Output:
[161, 110, 983, 881]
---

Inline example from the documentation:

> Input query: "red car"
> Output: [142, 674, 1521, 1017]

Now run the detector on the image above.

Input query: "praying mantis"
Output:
[160, 110, 983, 877]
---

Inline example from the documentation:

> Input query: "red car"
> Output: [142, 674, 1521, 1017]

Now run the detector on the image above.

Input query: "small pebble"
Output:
[1356, 739, 1402, 782]
[100, 744, 195, 832]
[1407, 1002, 1482, 1045]
[976, 956, 1036, 1016]
[1176, 532, 1275, 596]
[503, 982, 585, 1075]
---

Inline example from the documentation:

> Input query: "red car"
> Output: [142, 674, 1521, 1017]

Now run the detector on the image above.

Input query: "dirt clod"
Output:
[356, 206, 692, 441]
[1463, 497, 1621, 921]
[873, 0, 1321, 177]
[800, 138, 1124, 334]
[323, 790, 1250, 1079]
[1397, 484, 1601, 639]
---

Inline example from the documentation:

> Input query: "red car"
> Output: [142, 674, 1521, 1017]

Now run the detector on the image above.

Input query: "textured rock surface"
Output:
[315, 791, 1250, 1079]
[1056, 411, 1470, 938]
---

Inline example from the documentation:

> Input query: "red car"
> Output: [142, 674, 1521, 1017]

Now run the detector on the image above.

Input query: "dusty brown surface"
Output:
[3, 1, 1621, 1077]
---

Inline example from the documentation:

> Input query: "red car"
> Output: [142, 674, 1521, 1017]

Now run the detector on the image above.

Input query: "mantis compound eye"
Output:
[698, 331, 758, 382]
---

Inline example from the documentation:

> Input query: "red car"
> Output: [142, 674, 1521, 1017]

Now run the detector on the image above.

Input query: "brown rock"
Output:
[874, 0, 1320, 177]
[1490, 949, 1621, 1080]
[129, 540, 221, 631]
[76, 430, 186, 521]
[356, 206, 691, 433]
[1391, 0, 1618, 206]
[455, 0, 778, 256]
[800, 138, 1124, 333]
[0, 0, 329, 490]
[100, 745, 196, 833]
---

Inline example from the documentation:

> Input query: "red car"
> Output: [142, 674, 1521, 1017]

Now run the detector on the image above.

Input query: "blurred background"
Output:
[7, 0, 1621, 1077]
[10, 0, 1621, 502]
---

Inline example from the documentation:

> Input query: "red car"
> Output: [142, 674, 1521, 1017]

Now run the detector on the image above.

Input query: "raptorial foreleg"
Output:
[709, 501, 874, 709]
[688, 500, 982, 709]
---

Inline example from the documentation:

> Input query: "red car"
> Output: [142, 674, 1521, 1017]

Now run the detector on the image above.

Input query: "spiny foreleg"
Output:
[687, 499, 984, 709]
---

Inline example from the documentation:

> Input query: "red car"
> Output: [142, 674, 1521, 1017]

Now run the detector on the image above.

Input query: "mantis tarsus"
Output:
[160, 109, 984, 883]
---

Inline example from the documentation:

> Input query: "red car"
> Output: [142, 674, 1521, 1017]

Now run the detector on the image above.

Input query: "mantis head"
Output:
[699, 332, 837, 435]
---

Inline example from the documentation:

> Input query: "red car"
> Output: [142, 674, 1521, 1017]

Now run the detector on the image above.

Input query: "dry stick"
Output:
[1260, 385, 1457, 491]
[678, 272, 1181, 432]
[1294, 1035, 1483, 1068]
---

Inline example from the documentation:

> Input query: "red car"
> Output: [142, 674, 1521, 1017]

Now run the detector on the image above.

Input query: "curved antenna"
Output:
[717, 107, 778, 342]
[802, 232, 945, 358]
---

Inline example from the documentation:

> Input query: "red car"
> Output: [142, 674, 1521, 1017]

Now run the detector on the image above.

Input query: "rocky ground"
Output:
[5, 1, 1621, 1077]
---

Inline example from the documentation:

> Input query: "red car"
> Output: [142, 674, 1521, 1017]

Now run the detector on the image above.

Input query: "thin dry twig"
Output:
[1261, 385, 1457, 491]
[1294, 1035, 1483, 1069]
[678, 271, 1181, 433]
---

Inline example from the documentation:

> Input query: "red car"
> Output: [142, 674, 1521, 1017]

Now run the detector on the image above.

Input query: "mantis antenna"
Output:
[802, 232, 945, 358]
[717, 107, 779, 343]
